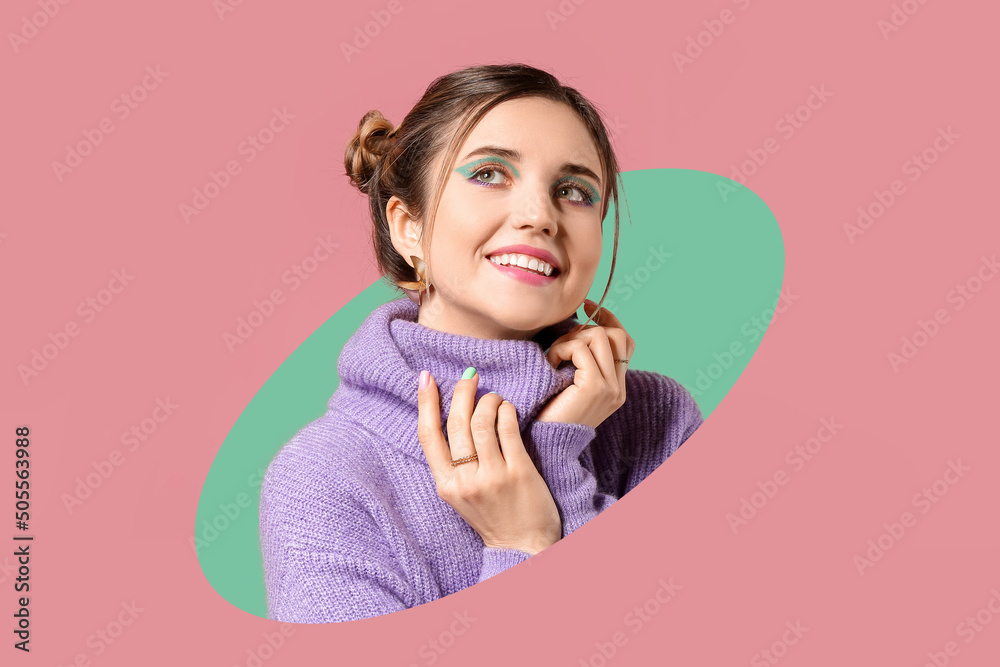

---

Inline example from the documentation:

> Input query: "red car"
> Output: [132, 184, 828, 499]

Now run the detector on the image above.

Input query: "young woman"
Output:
[259, 63, 703, 623]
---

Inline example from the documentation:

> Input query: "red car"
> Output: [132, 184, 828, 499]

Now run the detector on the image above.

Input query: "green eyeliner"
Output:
[455, 156, 520, 179]
[561, 175, 601, 203]
[455, 157, 600, 205]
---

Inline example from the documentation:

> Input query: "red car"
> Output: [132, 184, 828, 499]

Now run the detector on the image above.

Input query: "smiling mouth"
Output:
[485, 257, 560, 287]
[486, 253, 561, 277]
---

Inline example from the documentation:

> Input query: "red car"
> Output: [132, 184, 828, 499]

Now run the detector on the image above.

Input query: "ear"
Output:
[386, 195, 423, 268]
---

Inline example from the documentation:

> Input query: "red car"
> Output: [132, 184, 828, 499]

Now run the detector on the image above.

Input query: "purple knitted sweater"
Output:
[259, 298, 703, 623]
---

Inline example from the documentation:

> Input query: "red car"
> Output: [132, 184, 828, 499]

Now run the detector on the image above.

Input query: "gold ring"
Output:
[451, 454, 479, 466]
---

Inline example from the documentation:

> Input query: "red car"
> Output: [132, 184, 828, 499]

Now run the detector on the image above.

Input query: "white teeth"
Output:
[488, 253, 555, 276]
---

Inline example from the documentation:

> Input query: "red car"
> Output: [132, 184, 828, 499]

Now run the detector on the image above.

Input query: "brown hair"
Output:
[343, 62, 628, 327]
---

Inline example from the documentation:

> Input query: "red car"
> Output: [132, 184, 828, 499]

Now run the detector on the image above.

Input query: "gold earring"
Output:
[398, 255, 428, 306]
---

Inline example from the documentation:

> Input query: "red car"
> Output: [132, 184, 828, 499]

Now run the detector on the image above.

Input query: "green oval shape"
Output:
[193, 168, 784, 617]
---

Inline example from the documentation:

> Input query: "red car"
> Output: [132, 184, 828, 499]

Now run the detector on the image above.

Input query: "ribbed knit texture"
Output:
[259, 298, 703, 623]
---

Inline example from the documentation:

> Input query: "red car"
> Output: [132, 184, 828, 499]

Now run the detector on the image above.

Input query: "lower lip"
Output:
[486, 258, 558, 286]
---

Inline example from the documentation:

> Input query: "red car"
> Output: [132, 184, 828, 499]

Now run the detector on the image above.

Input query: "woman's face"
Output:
[399, 97, 606, 340]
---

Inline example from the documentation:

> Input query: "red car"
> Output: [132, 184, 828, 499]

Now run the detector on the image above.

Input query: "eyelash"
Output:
[467, 163, 598, 206]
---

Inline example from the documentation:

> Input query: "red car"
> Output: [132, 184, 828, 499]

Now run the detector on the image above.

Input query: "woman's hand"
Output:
[417, 369, 562, 555]
[535, 298, 636, 429]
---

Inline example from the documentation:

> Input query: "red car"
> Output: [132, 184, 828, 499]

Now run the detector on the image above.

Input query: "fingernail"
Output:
[419, 370, 429, 390]
[486, 391, 498, 395]
[462, 366, 477, 380]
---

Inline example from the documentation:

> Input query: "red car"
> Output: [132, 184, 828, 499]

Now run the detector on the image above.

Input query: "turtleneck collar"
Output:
[332, 298, 581, 459]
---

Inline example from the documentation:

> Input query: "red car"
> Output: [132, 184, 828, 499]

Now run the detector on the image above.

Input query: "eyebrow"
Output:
[459, 145, 603, 189]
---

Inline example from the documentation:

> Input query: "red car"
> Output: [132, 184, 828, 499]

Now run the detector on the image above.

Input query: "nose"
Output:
[510, 181, 558, 236]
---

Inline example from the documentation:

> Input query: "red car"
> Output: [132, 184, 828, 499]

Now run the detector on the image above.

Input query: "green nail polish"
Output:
[462, 367, 477, 380]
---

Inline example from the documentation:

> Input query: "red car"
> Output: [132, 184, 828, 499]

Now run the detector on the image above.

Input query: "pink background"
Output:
[4, 0, 998, 664]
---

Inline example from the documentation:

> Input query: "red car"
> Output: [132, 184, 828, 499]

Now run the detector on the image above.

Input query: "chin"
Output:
[495, 310, 569, 336]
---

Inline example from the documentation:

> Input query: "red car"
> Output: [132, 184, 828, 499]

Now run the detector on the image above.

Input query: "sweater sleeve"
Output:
[524, 420, 617, 538]
[619, 371, 704, 494]
[259, 445, 418, 623]
[477, 546, 533, 582]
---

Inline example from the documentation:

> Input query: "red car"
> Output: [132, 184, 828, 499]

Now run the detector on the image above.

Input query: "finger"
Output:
[583, 298, 625, 329]
[579, 326, 619, 387]
[549, 328, 617, 388]
[602, 327, 630, 386]
[546, 338, 603, 390]
[470, 392, 505, 472]
[584, 300, 633, 380]
[445, 368, 479, 463]
[552, 324, 630, 386]
[417, 371, 451, 479]
[495, 400, 530, 469]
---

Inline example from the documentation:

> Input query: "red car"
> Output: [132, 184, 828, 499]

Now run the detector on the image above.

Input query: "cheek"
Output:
[582, 232, 604, 271]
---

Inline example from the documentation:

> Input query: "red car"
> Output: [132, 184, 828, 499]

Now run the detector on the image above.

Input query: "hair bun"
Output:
[344, 110, 397, 195]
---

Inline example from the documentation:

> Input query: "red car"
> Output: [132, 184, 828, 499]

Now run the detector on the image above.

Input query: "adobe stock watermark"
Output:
[750, 620, 809, 667]
[606, 114, 627, 141]
[405, 610, 477, 667]
[919, 587, 1000, 667]
[7, 0, 72, 54]
[844, 126, 959, 244]
[213, 0, 248, 21]
[877, 0, 933, 40]
[61, 398, 180, 514]
[340, 0, 408, 63]
[544, 0, 589, 31]
[853, 459, 970, 576]
[886, 254, 997, 373]
[53, 600, 144, 665]
[51, 66, 169, 183]
[232, 625, 296, 667]
[222, 235, 339, 352]
[0, 555, 19, 585]
[688, 287, 799, 399]
[578, 577, 682, 667]
[726, 417, 844, 534]
[596, 245, 673, 312]
[17, 267, 135, 386]
[179, 107, 295, 223]
[189, 467, 266, 553]
[672, 0, 757, 73]
[717, 85, 833, 201]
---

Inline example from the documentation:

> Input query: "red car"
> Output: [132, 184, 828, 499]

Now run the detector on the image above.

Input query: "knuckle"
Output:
[417, 424, 435, 443]
[446, 418, 465, 437]
[498, 422, 521, 439]
[456, 477, 483, 501]
[509, 465, 535, 485]
[470, 413, 494, 433]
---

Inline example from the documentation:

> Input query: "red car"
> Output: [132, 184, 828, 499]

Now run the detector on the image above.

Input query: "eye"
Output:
[470, 166, 510, 186]
[463, 161, 600, 207]
[556, 179, 598, 206]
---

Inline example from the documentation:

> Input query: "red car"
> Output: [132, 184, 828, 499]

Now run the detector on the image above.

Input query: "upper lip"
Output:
[487, 245, 562, 273]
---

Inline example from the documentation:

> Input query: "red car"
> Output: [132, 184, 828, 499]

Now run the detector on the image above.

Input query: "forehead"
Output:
[457, 97, 602, 176]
